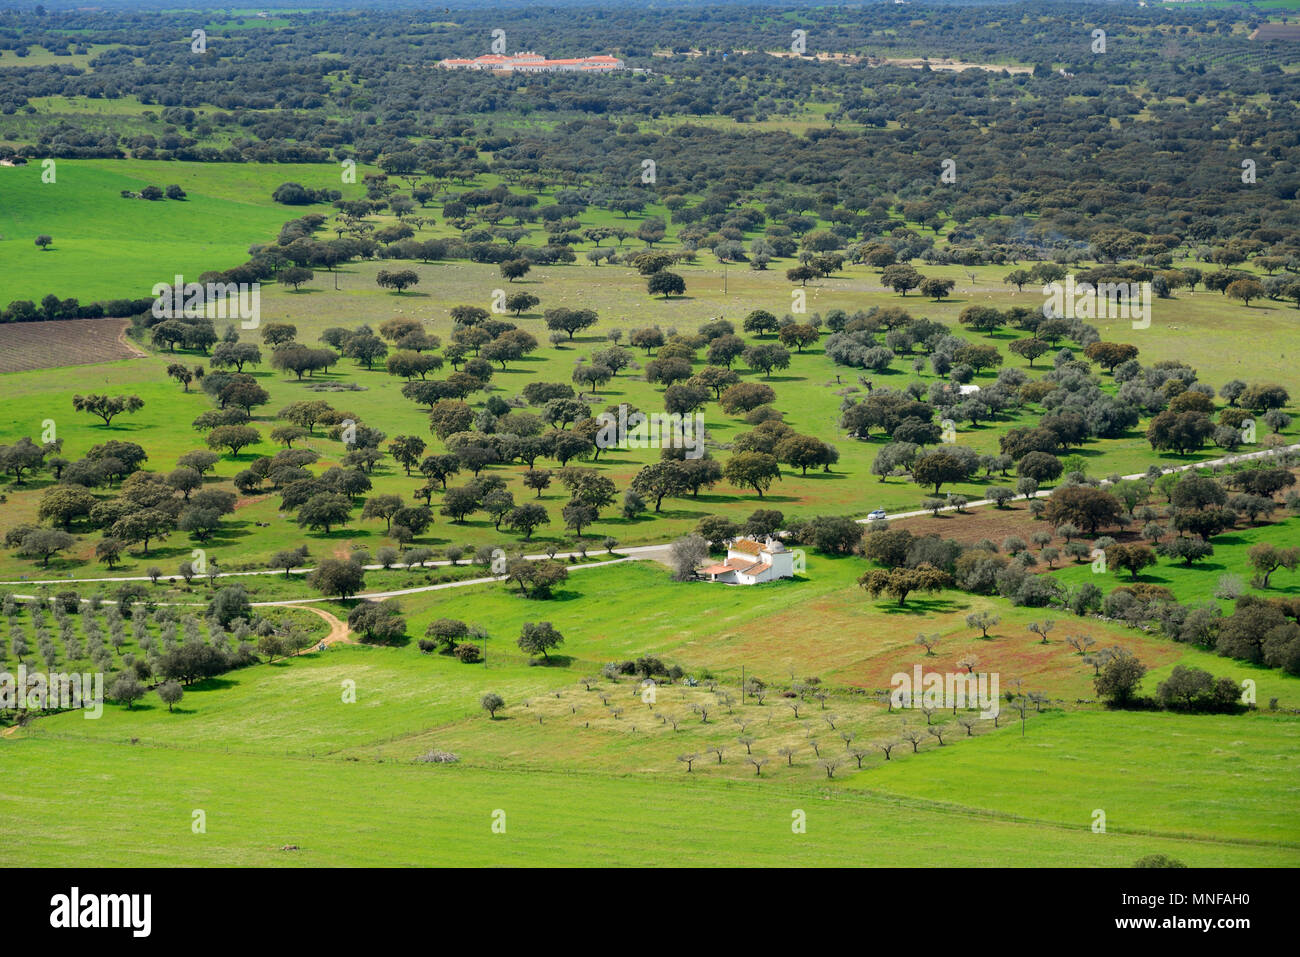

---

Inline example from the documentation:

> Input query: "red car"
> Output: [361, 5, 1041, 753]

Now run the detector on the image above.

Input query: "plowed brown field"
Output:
[0, 317, 144, 373]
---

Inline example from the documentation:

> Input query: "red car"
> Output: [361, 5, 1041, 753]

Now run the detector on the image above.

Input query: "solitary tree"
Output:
[966, 610, 999, 638]
[1107, 543, 1158, 581]
[1247, 543, 1300, 588]
[110, 672, 145, 709]
[647, 271, 686, 299]
[307, 558, 365, 599]
[72, 394, 144, 426]
[157, 680, 184, 712]
[376, 269, 420, 293]
[669, 534, 709, 582]
[723, 452, 781, 498]
[518, 621, 564, 660]
[858, 565, 952, 606]
[1094, 649, 1146, 706]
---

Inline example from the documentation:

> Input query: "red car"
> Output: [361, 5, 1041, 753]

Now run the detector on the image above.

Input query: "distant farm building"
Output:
[438, 52, 625, 73]
[701, 538, 796, 585]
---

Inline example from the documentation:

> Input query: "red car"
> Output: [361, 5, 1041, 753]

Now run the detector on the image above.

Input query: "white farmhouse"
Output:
[700, 538, 795, 585]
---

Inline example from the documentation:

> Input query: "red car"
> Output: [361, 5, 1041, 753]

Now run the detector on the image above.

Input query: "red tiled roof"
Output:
[730, 539, 766, 555]
[703, 558, 771, 577]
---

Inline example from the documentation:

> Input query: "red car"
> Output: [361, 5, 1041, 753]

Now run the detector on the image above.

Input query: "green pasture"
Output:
[0, 159, 369, 304]
[855, 708, 1300, 852]
[6, 557, 1297, 867]
[6, 731, 1291, 866]
[1050, 516, 1300, 608]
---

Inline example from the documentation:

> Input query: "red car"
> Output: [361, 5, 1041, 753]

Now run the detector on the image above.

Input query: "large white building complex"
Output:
[438, 52, 625, 73]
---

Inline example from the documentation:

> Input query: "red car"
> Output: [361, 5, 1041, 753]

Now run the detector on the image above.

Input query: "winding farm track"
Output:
[286, 605, 351, 648]
[2, 445, 1294, 606]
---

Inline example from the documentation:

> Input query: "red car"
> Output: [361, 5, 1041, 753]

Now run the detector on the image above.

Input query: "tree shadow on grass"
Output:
[877, 597, 962, 616]
[670, 492, 735, 506]
[117, 702, 158, 714]
[525, 587, 583, 603]
[1211, 533, 1249, 547]
[361, 633, 413, 649]
[202, 525, 254, 549]
[1169, 560, 1227, 574]
[651, 507, 713, 522]
[526, 654, 574, 668]
[188, 676, 238, 692]
[606, 514, 659, 527]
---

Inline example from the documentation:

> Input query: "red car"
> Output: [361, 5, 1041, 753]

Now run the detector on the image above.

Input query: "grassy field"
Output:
[11, 533, 1297, 710]
[855, 709, 1300, 850]
[1050, 515, 1300, 608]
[9, 733, 1292, 867]
[5, 558, 1297, 867]
[0, 159, 368, 304]
[20, 558, 1300, 753]
[0, 45, 120, 69]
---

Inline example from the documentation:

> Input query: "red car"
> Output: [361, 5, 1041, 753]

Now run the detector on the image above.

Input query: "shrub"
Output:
[454, 642, 482, 664]
[415, 749, 460, 764]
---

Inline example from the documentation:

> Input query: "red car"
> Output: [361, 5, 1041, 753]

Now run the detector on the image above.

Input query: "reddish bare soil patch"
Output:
[887, 502, 1140, 555]
[0, 318, 144, 373]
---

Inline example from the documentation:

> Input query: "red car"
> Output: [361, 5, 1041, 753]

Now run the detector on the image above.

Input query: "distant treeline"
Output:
[0, 295, 155, 323]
